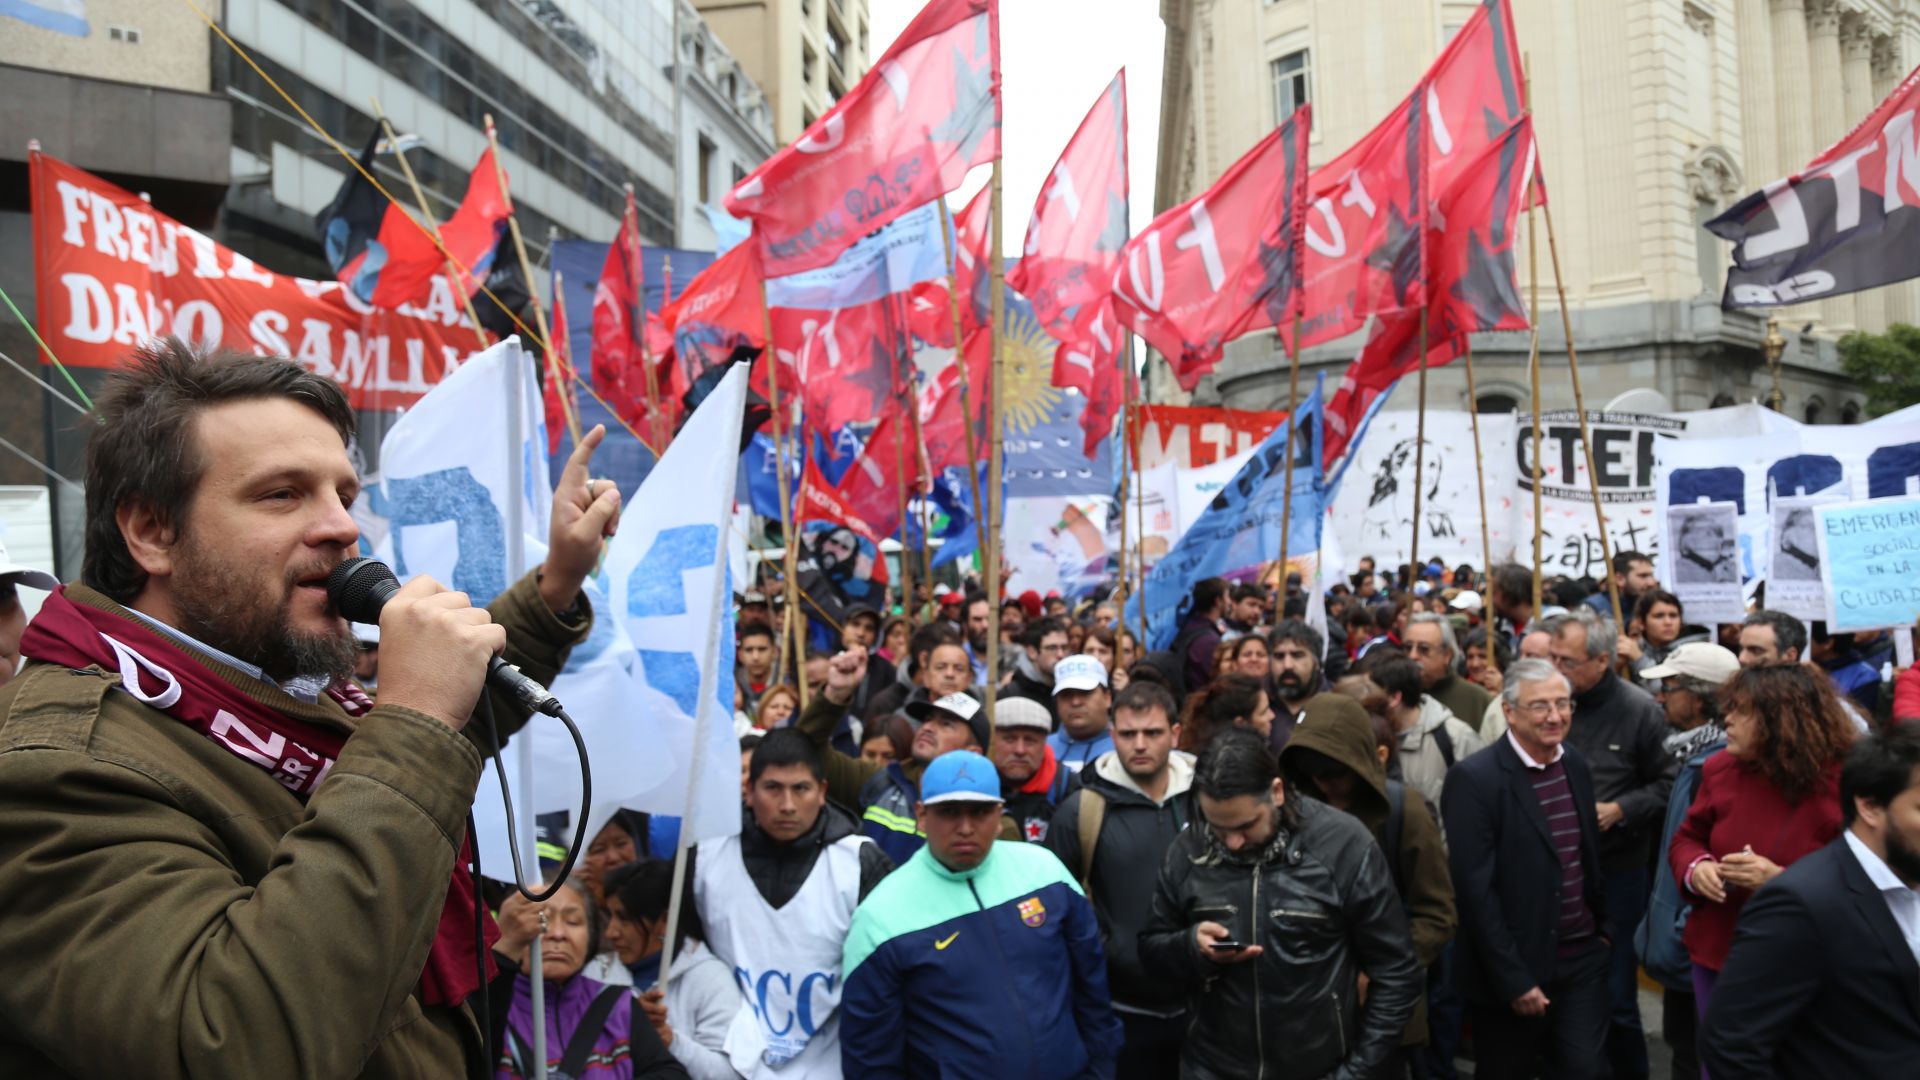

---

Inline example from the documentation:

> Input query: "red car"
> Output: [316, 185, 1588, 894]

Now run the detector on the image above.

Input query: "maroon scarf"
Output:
[21, 586, 497, 1007]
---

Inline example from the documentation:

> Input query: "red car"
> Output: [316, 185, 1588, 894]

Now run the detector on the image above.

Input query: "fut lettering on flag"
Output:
[1111, 105, 1310, 392]
[1709, 62, 1920, 307]
[724, 0, 1001, 277]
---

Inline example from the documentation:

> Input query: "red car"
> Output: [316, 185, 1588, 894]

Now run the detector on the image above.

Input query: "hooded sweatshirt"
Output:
[1044, 748, 1196, 1016]
[1280, 693, 1457, 1046]
[1397, 695, 1485, 810]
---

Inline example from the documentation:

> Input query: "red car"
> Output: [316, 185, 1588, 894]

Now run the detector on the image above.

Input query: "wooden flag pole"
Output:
[1542, 200, 1624, 630]
[1525, 179, 1545, 616]
[1129, 335, 1149, 648]
[935, 200, 990, 546]
[759, 279, 807, 710]
[625, 185, 669, 452]
[372, 101, 488, 351]
[1462, 343, 1496, 579]
[1276, 311, 1306, 594]
[893, 382, 916, 621]
[984, 160, 1007, 715]
[484, 116, 578, 443]
[1116, 405, 1130, 614]
[1409, 310, 1430, 586]
[544, 227, 585, 442]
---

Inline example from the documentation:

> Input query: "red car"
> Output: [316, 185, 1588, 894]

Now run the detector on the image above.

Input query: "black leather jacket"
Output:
[1139, 795, 1421, 1080]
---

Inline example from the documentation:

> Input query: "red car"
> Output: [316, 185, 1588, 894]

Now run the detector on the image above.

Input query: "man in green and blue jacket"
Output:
[840, 750, 1124, 1079]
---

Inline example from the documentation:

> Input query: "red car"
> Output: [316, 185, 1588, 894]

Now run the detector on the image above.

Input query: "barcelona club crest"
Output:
[1018, 896, 1047, 928]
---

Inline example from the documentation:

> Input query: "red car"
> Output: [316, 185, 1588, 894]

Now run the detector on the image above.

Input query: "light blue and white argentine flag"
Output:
[2, 0, 89, 36]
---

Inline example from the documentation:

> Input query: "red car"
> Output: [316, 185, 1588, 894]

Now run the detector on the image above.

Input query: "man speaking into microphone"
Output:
[0, 340, 618, 1078]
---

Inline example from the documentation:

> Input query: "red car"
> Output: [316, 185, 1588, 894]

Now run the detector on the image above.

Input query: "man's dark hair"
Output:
[1548, 579, 1588, 611]
[83, 339, 357, 602]
[604, 857, 697, 949]
[907, 622, 962, 671]
[1841, 725, 1920, 826]
[1744, 609, 1808, 660]
[1023, 616, 1069, 647]
[1230, 583, 1264, 605]
[1489, 563, 1533, 608]
[1113, 681, 1178, 725]
[1269, 618, 1324, 660]
[749, 728, 826, 785]
[1193, 726, 1280, 802]
[739, 732, 765, 753]
[1368, 655, 1426, 711]
[1371, 604, 1399, 634]
[1463, 625, 1511, 672]
[1190, 577, 1230, 617]
[738, 622, 776, 646]
[1613, 550, 1652, 576]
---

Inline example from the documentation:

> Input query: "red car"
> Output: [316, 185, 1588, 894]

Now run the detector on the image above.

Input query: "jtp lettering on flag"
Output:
[1111, 104, 1310, 391]
[724, 0, 1000, 277]
[1709, 62, 1920, 307]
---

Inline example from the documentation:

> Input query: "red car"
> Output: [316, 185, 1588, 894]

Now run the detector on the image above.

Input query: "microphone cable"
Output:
[473, 690, 593, 903]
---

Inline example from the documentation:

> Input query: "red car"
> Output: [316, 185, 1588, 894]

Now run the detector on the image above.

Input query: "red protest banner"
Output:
[31, 151, 481, 410]
[1135, 403, 1291, 469]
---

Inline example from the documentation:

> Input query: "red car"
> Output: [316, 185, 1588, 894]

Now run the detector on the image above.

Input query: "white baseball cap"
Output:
[0, 540, 56, 591]
[1640, 642, 1740, 687]
[1052, 654, 1109, 695]
[1450, 589, 1484, 613]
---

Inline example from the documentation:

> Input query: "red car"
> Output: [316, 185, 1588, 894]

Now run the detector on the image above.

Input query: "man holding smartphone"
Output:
[1140, 729, 1420, 1079]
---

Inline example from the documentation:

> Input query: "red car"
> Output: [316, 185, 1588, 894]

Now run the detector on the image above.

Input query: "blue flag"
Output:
[1126, 387, 1327, 651]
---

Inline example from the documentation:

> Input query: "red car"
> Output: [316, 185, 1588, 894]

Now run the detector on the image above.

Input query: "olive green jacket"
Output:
[0, 573, 588, 1079]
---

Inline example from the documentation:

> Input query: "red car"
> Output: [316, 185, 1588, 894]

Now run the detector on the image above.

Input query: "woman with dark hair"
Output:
[1668, 664, 1856, 1020]
[1461, 626, 1510, 695]
[605, 860, 741, 1080]
[1178, 673, 1276, 753]
[876, 615, 912, 665]
[1619, 589, 1703, 683]
[1083, 623, 1130, 692]
[1227, 634, 1272, 684]
[489, 876, 687, 1079]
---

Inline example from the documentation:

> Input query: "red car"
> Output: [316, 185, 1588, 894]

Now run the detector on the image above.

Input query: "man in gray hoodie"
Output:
[1045, 681, 1195, 1080]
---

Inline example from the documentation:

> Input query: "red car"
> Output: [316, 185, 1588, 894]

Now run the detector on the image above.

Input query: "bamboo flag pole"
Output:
[623, 185, 669, 452]
[893, 363, 916, 620]
[935, 200, 990, 543]
[1116, 405, 1130, 615]
[1276, 311, 1307, 592]
[984, 160, 1007, 716]
[372, 101, 488, 351]
[1542, 203, 1624, 630]
[1462, 343, 1496, 578]
[485, 115, 576, 445]
[1525, 179, 1545, 616]
[1129, 335, 1149, 648]
[1409, 310, 1430, 585]
[759, 280, 808, 710]
[545, 227, 585, 442]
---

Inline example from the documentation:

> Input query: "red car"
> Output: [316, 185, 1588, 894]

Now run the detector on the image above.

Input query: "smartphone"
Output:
[1208, 940, 1248, 952]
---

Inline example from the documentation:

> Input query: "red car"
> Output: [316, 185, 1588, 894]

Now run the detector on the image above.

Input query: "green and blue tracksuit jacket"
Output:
[840, 840, 1124, 1079]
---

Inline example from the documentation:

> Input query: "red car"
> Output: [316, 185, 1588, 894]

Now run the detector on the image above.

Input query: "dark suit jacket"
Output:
[1701, 837, 1920, 1078]
[1440, 736, 1608, 1006]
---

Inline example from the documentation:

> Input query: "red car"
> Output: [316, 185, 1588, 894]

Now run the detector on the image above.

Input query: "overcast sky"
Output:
[867, 0, 1165, 246]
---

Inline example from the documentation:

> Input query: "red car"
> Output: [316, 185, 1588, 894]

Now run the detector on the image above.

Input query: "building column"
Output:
[1770, 0, 1817, 169]
[1873, 32, 1918, 328]
[1736, 0, 1779, 185]
[1807, 0, 1854, 330]
[1843, 12, 1884, 332]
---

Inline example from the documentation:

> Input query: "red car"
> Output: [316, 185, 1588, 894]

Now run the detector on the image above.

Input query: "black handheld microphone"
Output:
[326, 556, 565, 717]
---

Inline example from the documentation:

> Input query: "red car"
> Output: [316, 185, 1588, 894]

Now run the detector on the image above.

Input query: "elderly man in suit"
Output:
[1441, 658, 1609, 1080]
[1702, 726, 1920, 1077]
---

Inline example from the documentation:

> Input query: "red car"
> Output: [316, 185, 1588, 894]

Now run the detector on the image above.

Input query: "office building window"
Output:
[803, 43, 818, 87]
[1270, 49, 1310, 125]
[698, 136, 717, 204]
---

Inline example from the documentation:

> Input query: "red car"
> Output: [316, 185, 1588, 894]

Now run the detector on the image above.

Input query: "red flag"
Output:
[544, 271, 577, 454]
[1007, 71, 1130, 376]
[1073, 299, 1127, 457]
[591, 193, 679, 440]
[908, 184, 993, 347]
[360, 147, 509, 310]
[1296, 0, 1529, 351]
[920, 326, 993, 474]
[1321, 118, 1537, 467]
[663, 242, 766, 400]
[725, 0, 1000, 276]
[1110, 104, 1310, 391]
[832, 401, 916, 543]
[799, 456, 891, 581]
[768, 298, 907, 434]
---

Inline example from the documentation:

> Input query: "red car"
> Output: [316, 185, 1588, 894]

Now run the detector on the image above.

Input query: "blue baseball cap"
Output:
[918, 750, 1003, 805]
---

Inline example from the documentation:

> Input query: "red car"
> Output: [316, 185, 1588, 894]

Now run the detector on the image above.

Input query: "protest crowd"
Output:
[9, 0, 1920, 1077]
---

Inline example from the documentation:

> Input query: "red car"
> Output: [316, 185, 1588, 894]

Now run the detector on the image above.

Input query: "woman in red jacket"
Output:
[1669, 664, 1856, 1021]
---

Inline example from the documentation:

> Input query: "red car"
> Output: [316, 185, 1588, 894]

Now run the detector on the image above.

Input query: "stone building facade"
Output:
[1153, 0, 1920, 423]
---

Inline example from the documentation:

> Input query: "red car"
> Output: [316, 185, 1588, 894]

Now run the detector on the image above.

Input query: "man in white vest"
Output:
[689, 728, 893, 1076]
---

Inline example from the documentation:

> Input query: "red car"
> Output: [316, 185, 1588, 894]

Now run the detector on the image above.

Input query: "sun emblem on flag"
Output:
[1018, 896, 1047, 928]
[1000, 307, 1061, 437]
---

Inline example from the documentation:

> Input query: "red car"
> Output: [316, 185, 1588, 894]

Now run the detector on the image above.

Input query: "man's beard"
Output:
[1885, 819, 1920, 887]
[171, 538, 354, 685]
[1275, 666, 1317, 702]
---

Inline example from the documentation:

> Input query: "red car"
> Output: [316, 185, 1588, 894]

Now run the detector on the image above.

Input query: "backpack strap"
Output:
[1382, 780, 1407, 897]
[1431, 722, 1456, 769]
[1076, 789, 1107, 901]
[557, 984, 630, 1078]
